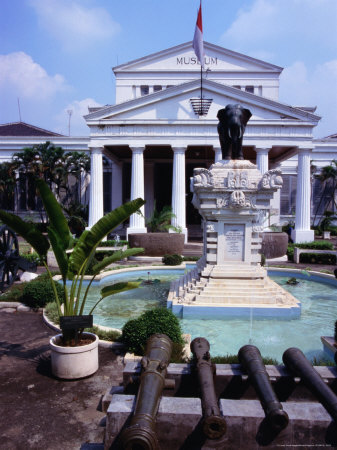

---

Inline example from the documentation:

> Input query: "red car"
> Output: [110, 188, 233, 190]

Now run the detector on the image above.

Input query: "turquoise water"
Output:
[83, 268, 337, 362]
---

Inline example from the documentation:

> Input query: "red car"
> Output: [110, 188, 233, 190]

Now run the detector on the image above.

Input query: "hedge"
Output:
[287, 240, 334, 261]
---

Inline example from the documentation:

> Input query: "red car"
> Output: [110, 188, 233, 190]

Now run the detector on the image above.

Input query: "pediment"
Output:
[85, 80, 320, 124]
[113, 41, 283, 74]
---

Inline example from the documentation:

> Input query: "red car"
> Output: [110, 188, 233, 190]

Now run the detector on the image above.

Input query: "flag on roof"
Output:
[192, 1, 205, 67]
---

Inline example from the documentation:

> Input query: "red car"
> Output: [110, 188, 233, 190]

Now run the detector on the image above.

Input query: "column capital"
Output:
[129, 146, 145, 154]
[254, 147, 270, 154]
[298, 146, 313, 154]
[171, 146, 186, 153]
[89, 146, 103, 154]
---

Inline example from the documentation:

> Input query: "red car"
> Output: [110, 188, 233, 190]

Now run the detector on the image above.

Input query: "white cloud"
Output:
[55, 98, 102, 136]
[28, 0, 121, 50]
[221, 0, 337, 62]
[280, 60, 337, 137]
[0, 52, 68, 99]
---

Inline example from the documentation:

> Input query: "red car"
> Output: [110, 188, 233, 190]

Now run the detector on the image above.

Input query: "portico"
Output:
[85, 42, 320, 243]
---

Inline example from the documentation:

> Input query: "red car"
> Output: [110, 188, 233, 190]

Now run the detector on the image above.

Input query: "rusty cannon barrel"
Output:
[283, 347, 337, 422]
[120, 334, 173, 450]
[238, 345, 289, 432]
[190, 337, 227, 439]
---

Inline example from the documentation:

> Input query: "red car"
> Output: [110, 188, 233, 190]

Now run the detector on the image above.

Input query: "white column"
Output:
[213, 146, 222, 163]
[255, 148, 269, 174]
[256, 148, 270, 229]
[171, 147, 188, 243]
[88, 147, 104, 228]
[127, 146, 147, 238]
[111, 161, 123, 210]
[292, 149, 315, 243]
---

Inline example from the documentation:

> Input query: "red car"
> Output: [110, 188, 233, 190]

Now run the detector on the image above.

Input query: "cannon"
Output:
[283, 347, 337, 422]
[120, 334, 173, 450]
[238, 345, 289, 432]
[190, 337, 227, 439]
[0, 225, 36, 291]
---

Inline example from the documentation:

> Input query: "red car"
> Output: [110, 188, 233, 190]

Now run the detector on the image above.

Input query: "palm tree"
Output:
[312, 160, 337, 227]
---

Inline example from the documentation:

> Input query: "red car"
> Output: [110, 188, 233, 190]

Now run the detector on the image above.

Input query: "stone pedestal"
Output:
[168, 160, 300, 318]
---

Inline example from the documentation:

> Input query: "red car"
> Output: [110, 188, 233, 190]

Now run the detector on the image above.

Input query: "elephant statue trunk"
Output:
[217, 104, 252, 161]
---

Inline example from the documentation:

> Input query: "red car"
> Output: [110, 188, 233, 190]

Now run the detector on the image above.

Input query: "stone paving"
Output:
[0, 310, 124, 450]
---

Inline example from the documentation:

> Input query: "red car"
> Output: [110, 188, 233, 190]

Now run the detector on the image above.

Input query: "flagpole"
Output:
[200, 63, 203, 114]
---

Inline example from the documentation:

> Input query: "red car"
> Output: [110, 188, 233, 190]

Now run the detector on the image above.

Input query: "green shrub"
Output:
[299, 253, 336, 265]
[260, 254, 266, 266]
[287, 241, 334, 261]
[99, 239, 129, 247]
[162, 254, 183, 266]
[0, 283, 27, 302]
[21, 278, 64, 308]
[94, 250, 115, 261]
[207, 354, 279, 365]
[20, 252, 44, 266]
[121, 307, 184, 355]
[182, 256, 201, 262]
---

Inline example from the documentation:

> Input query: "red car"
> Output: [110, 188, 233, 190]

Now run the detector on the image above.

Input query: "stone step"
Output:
[196, 295, 282, 304]
[200, 286, 279, 293]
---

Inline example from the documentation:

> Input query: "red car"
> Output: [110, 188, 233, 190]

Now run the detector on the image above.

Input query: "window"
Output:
[280, 175, 297, 216]
[245, 86, 254, 94]
[233, 85, 241, 90]
[153, 85, 162, 92]
[140, 85, 149, 96]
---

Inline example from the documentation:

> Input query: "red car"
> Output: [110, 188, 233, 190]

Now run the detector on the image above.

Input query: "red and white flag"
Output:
[193, 1, 205, 67]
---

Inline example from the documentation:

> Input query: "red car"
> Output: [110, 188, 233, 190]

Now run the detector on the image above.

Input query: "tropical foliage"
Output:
[0, 142, 90, 213]
[0, 179, 145, 343]
[313, 160, 337, 227]
[145, 202, 181, 233]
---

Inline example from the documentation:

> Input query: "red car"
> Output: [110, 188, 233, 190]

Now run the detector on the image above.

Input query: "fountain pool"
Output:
[82, 267, 337, 362]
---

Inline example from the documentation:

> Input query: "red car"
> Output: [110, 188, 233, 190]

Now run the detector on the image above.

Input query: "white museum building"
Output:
[1, 41, 336, 243]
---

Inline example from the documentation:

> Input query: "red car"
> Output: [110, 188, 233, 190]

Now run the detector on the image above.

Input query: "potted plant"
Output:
[128, 204, 185, 257]
[0, 179, 145, 379]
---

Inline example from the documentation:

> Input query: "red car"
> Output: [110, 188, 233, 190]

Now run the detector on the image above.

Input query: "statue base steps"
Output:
[168, 261, 300, 319]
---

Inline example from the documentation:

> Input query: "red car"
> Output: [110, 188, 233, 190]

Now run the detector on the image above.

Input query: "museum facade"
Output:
[1, 41, 336, 243]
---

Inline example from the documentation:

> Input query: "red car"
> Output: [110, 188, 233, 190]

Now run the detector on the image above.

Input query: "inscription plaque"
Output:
[224, 224, 244, 261]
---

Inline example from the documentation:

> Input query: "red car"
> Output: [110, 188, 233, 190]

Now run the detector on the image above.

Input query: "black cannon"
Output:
[0, 225, 36, 291]
[283, 347, 337, 422]
[190, 337, 227, 439]
[120, 334, 173, 450]
[238, 345, 289, 432]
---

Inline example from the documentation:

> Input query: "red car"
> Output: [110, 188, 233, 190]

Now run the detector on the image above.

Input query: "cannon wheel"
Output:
[0, 225, 20, 291]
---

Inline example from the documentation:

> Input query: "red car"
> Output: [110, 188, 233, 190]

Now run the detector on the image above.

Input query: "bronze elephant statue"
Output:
[217, 104, 252, 160]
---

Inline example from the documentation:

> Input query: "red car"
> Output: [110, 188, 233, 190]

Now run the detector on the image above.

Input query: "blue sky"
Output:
[1, 0, 336, 138]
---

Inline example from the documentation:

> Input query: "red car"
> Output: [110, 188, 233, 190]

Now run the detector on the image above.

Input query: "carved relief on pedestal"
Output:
[193, 168, 213, 187]
[260, 169, 283, 190]
[216, 191, 257, 210]
[252, 209, 266, 232]
[228, 171, 249, 188]
[206, 223, 216, 232]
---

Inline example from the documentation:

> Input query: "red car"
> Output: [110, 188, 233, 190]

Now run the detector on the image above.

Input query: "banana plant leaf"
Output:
[47, 225, 68, 282]
[36, 178, 71, 250]
[88, 281, 141, 314]
[69, 198, 145, 274]
[0, 210, 49, 256]
[91, 247, 144, 275]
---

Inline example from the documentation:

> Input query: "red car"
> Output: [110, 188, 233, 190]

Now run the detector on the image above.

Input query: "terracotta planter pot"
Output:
[261, 232, 288, 259]
[50, 332, 99, 379]
[128, 233, 185, 257]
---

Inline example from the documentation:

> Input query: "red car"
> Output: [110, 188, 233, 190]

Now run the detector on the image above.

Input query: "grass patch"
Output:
[199, 354, 280, 365]
[0, 283, 27, 301]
